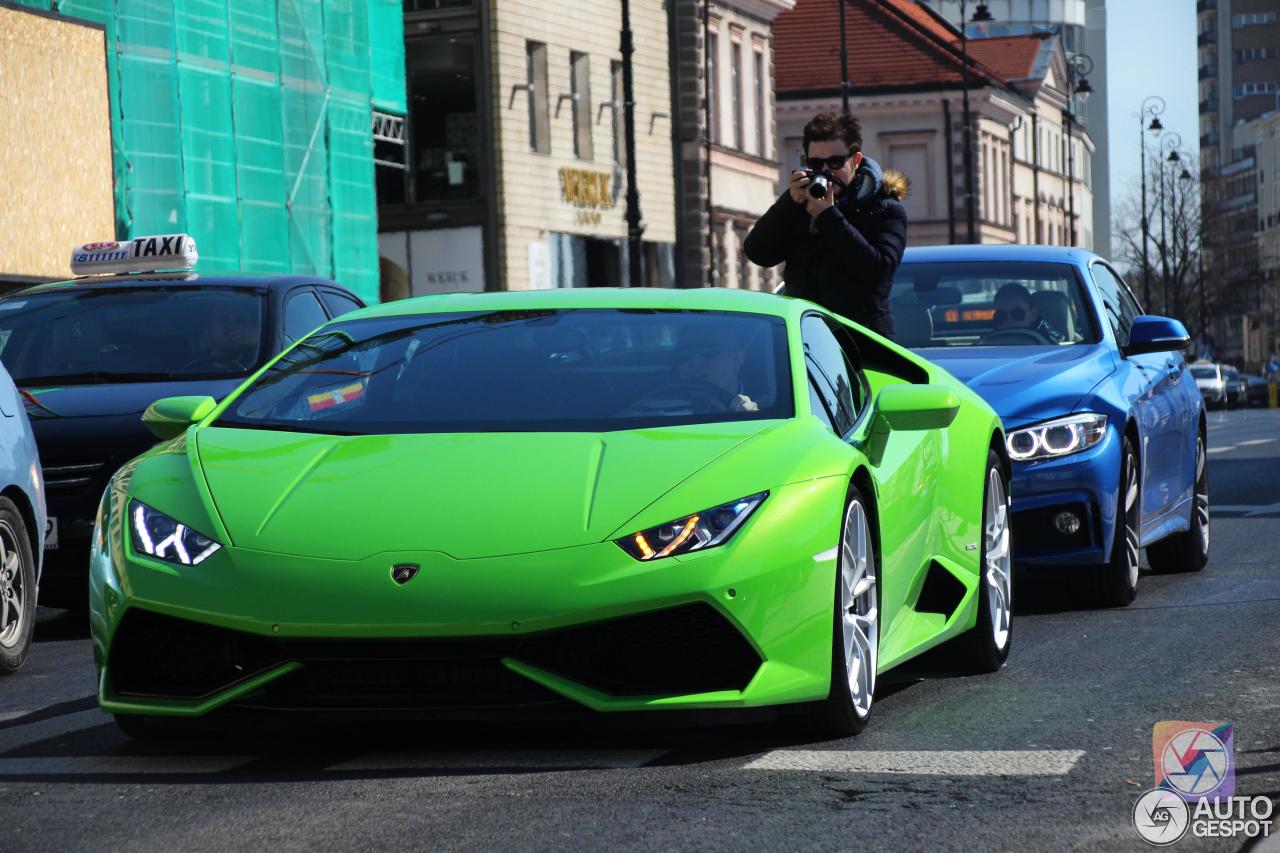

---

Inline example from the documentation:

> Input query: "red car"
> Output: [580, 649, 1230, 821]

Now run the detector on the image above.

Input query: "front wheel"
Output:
[807, 485, 878, 738]
[1095, 436, 1140, 607]
[955, 451, 1013, 671]
[1148, 433, 1210, 573]
[0, 498, 37, 674]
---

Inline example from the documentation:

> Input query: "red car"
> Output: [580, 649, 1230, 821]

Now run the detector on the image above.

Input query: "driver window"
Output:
[1090, 264, 1139, 348]
[802, 314, 859, 434]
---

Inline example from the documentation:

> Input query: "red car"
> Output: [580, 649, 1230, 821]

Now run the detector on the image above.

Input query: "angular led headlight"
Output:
[616, 493, 766, 561]
[1006, 413, 1108, 462]
[130, 500, 221, 566]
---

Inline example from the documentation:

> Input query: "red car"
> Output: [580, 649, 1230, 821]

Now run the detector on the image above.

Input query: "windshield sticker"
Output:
[307, 380, 367, 414]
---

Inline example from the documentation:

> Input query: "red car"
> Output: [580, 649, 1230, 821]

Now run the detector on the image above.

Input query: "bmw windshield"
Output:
[216, 309, 793, 434]
[890, 261, 1100, 348]
[0, 286, 267, 384]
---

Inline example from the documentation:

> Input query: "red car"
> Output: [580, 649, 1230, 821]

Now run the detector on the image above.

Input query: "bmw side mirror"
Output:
[143, 396, 218, 440]
[1124, 316, 1191, 357]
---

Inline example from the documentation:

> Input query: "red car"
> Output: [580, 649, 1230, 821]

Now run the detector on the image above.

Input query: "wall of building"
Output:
[489, 0, 675, 290]
[0, 5, 114, 281]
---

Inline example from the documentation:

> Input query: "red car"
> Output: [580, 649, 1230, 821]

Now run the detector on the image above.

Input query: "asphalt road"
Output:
[2, 409, 1279, 851]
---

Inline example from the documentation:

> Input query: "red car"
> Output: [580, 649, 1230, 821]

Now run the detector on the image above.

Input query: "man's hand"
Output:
[806, 187, 835, 219]
[788, 170, 812, 205]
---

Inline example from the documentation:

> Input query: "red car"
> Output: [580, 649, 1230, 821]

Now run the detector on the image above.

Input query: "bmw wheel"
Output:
[808, 484, 878, 737]
[0, 497, 37, 674]
[957, 450, 1013, 671]
[1096, 436, 1140, 607]
[1148, 432, 1210, 573]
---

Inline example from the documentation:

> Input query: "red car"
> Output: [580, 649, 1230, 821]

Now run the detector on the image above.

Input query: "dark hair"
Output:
[803, 112, 862, 154]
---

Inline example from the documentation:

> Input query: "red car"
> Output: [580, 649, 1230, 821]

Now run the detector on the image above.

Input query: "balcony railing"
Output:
[1199, 98, 1218, 113]
[1198, 30, 1217, 46]
[1197, 0, 1217, 11]
[1199, 65, 1217, 80]
[1201, 132, 1220, 147]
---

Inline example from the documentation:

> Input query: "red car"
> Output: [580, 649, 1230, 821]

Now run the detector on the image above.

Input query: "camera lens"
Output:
[808, 174, 830, 199]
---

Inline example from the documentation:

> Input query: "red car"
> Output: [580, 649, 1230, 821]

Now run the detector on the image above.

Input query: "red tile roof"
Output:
[966, 34, 1049, 81]
[773, 0, 1008, 95]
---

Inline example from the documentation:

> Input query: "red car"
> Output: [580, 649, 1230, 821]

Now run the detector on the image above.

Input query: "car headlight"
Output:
[616, 493, 767, 561]
[1006, 413, 1108, 462]
[129, 500, 221, 566]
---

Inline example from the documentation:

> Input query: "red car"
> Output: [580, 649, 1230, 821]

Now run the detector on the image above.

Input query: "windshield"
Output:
[1190, 366, 1218, 379]
[0, 286, 267, 384]
[216, 309, 794, 434]
[890, 261, 1099, 348]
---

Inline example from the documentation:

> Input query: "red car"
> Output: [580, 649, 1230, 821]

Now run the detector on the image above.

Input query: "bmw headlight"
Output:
[617, 493, 767, 561]
[1006, 413, 1108, 462]
[130, 500, 221, 566]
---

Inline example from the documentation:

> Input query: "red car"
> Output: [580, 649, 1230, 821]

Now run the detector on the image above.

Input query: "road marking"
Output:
[0, 755, 254, 776]
[0, 711, 30, 723]
[1238, 438, 1277, 447]
[744, 749, 1085, 776]
[1208, 446, 1236, 454]
[331, 750, 667, 772]
[1212, 503, 1280, 517]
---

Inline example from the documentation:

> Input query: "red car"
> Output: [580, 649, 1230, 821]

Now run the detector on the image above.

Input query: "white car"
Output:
[0, 361, 46, 673]
[1191, 363, 1228, 409]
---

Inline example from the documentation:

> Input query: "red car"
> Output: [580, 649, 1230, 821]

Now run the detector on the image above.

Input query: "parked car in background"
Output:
[1221, 365, 1248, 408]
[891, 245, 1208, 608]
[1245, 373, 1272, 407]
[1191, 363, 1228, 409]
[0, 234, 365, 609]
[0, 362, 46, 673]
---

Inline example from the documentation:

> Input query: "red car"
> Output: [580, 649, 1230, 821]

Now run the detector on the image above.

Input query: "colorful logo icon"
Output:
[1133, 788, 1190, 846]
[1153, 721, 1234, 800]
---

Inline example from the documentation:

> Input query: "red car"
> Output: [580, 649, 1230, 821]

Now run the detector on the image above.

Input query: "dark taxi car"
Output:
[0, 238, 366, 608]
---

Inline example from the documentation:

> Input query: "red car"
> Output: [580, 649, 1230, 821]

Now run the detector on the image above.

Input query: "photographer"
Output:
[743, 112, 908, 338]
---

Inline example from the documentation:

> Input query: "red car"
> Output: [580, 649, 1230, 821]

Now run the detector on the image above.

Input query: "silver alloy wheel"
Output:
[840, 500, 877, 719]
[1123, 450, 1140, 589]
[0, 520, 26, 650]
[984, 469, 1012, 651]
[1194, 437, 1210, 554]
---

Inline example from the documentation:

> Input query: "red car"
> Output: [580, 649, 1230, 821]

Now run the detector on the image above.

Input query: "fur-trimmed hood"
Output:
[881, 169, 909, 200]
[851, 156, 909, 206]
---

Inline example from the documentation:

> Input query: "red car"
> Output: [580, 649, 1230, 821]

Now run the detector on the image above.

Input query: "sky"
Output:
[1103, 0, 1200, 228]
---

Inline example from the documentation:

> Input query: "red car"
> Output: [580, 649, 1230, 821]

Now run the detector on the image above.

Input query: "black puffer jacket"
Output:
[744, 157, 909, 338]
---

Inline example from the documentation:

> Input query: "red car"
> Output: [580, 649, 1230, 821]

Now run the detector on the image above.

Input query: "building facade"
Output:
[920, 0, 1110, 258]
[672, 0, 793, 291]
[1197, 0, 1280, 367]
[378, 0, 677, 295]
[772, 0, 1092, 252]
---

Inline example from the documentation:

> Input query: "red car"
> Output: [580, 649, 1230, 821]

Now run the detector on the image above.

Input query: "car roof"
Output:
[901, 244, 1102, 266]
[349, 286, 797, 321]
[6, 272, 347, 298]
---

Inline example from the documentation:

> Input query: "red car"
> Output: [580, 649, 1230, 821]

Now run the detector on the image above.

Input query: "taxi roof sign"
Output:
[70, 234, 198, 277]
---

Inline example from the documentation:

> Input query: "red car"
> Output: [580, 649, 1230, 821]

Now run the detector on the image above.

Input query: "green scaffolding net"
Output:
[17, 0, 404, 302]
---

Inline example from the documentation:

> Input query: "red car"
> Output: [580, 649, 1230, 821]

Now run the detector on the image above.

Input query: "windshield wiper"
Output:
[18, 371, 184, 386]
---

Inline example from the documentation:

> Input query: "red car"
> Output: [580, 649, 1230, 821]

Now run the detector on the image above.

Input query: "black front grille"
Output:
[42, 462, 106, 492]
[109, 610, 286, 700]
[108, 603, 762, 708]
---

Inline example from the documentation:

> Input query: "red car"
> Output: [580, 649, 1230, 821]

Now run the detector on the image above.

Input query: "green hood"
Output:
[195, 423, 775, 560]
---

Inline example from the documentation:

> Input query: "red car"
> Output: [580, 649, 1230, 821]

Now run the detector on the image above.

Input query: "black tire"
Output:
[807, 483, 878, 738]
[1096, 436, 1140, 607]
[0, 497, 37, 674]
[1148, 432, 1210, 573]
[956, 450, 1013, 672]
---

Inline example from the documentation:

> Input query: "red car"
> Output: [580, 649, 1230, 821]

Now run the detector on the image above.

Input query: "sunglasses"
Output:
[805, 153, 854, 171]
[993, 306, 1028, 323]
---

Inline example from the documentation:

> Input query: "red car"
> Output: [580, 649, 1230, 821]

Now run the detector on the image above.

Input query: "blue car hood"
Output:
[925, 345, 1117, 428]
[20, 378, 244, 419]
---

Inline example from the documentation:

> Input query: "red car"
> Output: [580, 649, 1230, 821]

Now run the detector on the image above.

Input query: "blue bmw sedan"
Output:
[891, 245, 1207, 606]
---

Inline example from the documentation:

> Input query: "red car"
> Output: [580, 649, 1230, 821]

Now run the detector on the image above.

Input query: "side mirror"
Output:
[142, 396, 217, 440]
[874, 384, 960, 431]
[1124, 315, 1190, 357]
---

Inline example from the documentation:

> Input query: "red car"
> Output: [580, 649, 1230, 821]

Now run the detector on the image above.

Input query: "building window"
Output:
[735, 223, 751, 289]
[707, 30, 719, 144]
[402, 35, 481, 204]
[571, 51, 593, 160]
[731, 41, 743, 150]
[611, 60, 625, 166]
[1234, 47, 1277, 61]
[754, 46, 767, 157]
[1233, 12, 1277, 28]
[1234, 82, 1278, 99]
[527, 42, 550, 154]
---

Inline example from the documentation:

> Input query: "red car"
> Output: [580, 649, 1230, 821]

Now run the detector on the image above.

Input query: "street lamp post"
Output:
[1157, 132, 1182, 315]
[1064, 54, 1093, 247]
[939, 1, 993, 244]
[838, 0, 850, 113]
[1139, 96, 1166, 310]
[621, 0, 643, 287]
